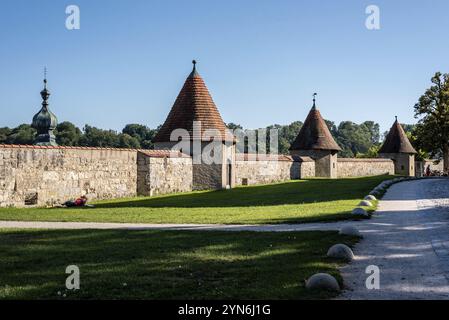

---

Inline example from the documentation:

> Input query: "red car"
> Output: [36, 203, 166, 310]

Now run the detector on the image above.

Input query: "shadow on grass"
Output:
[0, 229, 358, 300]
[95, 175, 391, 209]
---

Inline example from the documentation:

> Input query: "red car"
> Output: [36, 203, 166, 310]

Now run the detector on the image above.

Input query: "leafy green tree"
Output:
[122, 124, 157, 149]
[414, 72, 449, 171]
[0, 127, 12, 144]
[55, 122, 82, 146]
[333, 121, 380, 158]
[6, 124, 36, 145]
[118, 133, 141, 148]
[79, 125, 120, 147]
[356, 145, 380, 158]
[226, 123, 243, 130]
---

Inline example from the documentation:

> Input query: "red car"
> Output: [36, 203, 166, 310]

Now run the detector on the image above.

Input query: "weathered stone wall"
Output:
[290, 150, 338, 178]
[137, 152, 192, 196]
[0, 146, 138, 207]
[337, 158, 394, 178]
[415, 159, 444, 177]
[234, 154, 315, 186]
[379, 153, 415, 176]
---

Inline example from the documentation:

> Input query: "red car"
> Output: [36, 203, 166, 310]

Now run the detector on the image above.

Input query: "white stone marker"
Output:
[339, 225, 361, 237]
[327, 244, 354, 261]
[352, 207, 368, 216]
[358, 200, 373, 207]
[305, 273, 340, 291]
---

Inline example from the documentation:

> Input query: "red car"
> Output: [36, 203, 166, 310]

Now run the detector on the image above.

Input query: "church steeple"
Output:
[31, 70, 58, 146]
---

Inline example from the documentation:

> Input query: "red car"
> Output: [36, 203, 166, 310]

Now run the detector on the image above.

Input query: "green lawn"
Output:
[0, 175, 388, 224]
[0, 229, 358, 300]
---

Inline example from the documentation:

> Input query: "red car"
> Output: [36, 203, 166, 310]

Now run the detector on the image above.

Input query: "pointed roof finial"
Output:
[189, 59, 199, 78]
[312, 93, 317, 109]
[43, 67, 47, 88]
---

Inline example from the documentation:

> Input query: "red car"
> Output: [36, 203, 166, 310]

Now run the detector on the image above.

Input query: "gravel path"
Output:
[2, 178, 449, 299]
[340, 178, 449, 299]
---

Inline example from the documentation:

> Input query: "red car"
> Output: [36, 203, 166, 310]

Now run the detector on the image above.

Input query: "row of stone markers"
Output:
[305, 177, 413, 292]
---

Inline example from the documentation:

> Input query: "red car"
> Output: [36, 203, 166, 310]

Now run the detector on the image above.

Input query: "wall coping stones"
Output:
[337, 158, 393, 162]
[235, 153, 313, 162]
[0, 144, 189, 158]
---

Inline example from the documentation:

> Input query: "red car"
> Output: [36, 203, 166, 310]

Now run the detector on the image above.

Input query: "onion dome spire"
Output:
[31, 69, 58, 146]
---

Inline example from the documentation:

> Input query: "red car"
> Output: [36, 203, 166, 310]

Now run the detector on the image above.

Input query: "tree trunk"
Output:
[444, 144, 449, 174]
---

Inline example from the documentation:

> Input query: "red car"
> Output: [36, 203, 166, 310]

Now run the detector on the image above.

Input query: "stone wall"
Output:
[415, 159, 444, 177]
[337, 158, 395, 178]
[0, 146, 192, 207]
[379, 153, 415, 176]
[290, 150, 338, 178]
[0, 146, 138, 207]
[234, 154, 315, 186]
[137, 151, 193, 196]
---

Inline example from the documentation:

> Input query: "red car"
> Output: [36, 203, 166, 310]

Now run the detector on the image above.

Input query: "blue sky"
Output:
[1, 0, 449, 134]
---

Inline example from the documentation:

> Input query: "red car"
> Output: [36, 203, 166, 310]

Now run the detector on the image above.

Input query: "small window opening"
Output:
[25, 192, 38, 206]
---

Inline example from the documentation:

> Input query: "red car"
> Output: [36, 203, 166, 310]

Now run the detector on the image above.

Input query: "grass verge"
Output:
[0, 175, 390, 224]
[0, 228, 358, 300]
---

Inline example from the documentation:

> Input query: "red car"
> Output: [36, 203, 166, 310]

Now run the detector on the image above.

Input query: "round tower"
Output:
[153, 61, 235, 190]
[378, 117, 417, 176]
[289, 94, 341, 178]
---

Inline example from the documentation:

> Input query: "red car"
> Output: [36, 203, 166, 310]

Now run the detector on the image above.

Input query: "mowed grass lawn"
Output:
[0, 175, 388, 224]
[0, 229, 358, 299]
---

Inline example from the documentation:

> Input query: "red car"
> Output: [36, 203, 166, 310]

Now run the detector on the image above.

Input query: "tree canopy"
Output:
[413, 72, 449, 170]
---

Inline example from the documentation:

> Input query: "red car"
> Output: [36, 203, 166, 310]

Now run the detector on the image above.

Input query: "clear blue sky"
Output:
[1, 0, 449, 134]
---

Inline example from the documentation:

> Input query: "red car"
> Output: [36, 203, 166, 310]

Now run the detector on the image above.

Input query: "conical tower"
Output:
[290, 94, 340, 178]
[379, 117, 417, 176]
[32, 72, 58, 146]
[153, 61, 235, 190]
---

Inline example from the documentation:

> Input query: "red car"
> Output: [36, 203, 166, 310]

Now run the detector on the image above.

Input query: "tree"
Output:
[0, 127, 11, 144]
[414, 72, 449, 172]
[55, 122, 82, 146]
[226, 123, 243, 130]
[6, 124, 36, 145]
[332, 121, 378, 158]
[118, 133, 141, 148]
[79, 125, 120, 147]
[122, 124, 157, 149]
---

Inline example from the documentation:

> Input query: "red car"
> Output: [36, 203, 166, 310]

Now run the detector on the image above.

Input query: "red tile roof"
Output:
[153, 66, 234, 143]
[290, 105, 341, 152]
[379, 119, 417, 154]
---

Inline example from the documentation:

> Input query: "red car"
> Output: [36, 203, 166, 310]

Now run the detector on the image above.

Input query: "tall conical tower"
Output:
[153, 61, 235, 190]
[289, 94, 341, 178]
[31, 71, 58, 146]
[378, 117, 417, 176]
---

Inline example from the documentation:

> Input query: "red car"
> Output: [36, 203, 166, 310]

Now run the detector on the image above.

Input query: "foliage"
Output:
[2, 118, 381, 156]
[122, 124, 158, 149]
[413, 72, 449, 169]
[332, 121, 380, 158]
[1, 124, 36, 145]
[55, 121, 82, 146]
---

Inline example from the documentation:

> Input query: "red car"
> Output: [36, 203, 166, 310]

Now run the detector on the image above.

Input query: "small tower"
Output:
[289, 94, 341, 178]
[153, 60, 235, 190]
[32, 72, 58, 146]
[378, 117, 417, 176]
